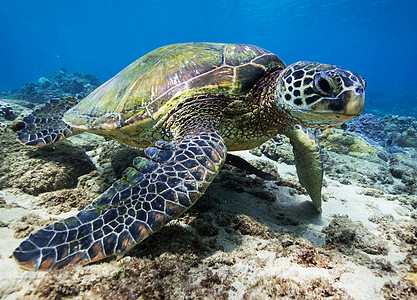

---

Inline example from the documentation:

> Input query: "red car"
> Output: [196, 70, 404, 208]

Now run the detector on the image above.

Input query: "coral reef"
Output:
[13, 214, 59, 239]
[319, 128, 377, 158]
[389, 150, 417, 195]
[381, 280, 417, 300]
[1, 131, 416, 299]
[382, 115, 417, 148]
[250, 135, 295, 164]
[346, 113, 390, 148]
[323, 215, 388, 257]
[38, 170, 107, 214]
[0, 73, 416, 298]
[323, 148, 417, 195]
[0, 100, 16, 121]
[0, 132, 95, 195]
[324, 151, 392, 188]
[0, 68, 100, 103]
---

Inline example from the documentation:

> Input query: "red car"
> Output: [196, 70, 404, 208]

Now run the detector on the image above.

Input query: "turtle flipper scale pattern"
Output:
[17, 97, 78, 147]
[13, 129, 226, 270]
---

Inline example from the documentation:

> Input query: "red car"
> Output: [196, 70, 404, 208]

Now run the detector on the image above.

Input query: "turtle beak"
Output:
[338, 88, 365, 118]
[311, 87, 365, 122]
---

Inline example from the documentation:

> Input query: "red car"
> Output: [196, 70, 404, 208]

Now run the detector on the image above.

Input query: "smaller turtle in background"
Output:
[14, 42, 365, 270]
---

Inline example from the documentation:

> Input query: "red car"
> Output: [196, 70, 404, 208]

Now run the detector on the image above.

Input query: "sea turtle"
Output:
[13, 42, 365, 270]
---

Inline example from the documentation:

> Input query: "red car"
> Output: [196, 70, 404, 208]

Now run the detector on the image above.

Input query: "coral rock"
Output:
[0, 132, 95, 195]
[320, 128, 377, 157]
[0, 68, 100, 103]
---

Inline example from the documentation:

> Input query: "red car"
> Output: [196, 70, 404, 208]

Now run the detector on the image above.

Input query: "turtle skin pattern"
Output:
[17, 97, 79, 147]
[13, 128, 226, 270]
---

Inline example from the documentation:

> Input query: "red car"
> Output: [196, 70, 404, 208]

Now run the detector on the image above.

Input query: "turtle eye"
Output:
[315, 76, 332, 95]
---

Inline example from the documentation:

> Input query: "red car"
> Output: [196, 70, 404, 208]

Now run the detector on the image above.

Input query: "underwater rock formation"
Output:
[250, 135, 295, 164]
[323, 215, 388, 256]
[1, 72, 416, 299]
[246, 116, 417, 196]
[346, 113, 389, 148]
[0, 101, 16, 121]
[319, 128, 377, 158]
[388, 149, 417, 195]
[319, 130, 417, 195]
[323, 151, 393, 187]
[1, 118, 417, 298]
[0, 68, 100, 103]
[0, 132, 96, 195]
[382, 115, 417, 148]
[0, 99, 33, 134]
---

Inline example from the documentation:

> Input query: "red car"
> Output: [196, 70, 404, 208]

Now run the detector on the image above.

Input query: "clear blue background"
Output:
[1, 0, 416, 113]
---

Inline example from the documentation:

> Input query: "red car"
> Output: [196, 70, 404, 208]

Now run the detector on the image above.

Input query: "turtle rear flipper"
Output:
[17, 97, 78, 147]
[226, 153, 275, 180]
[280, 125, 323, 213]
[13, 128, 226, 270]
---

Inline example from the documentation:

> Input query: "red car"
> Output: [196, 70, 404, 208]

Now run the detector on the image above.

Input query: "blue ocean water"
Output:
[1, 0, 416, 115]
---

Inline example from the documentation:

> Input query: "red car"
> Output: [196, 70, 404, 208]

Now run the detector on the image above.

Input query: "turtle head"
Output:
[276, 61, 366, 128]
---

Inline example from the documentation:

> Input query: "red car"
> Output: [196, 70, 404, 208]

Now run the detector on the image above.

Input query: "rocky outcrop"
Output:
[0, 101, 16, 121]
[0, 132, 96, 195]
[1, 68, 100, 103]
[382, 115, 417, 148]
[346, 113, 390, 148]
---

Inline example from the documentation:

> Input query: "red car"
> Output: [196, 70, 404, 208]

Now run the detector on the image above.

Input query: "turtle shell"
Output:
[64, 42, 285, 135]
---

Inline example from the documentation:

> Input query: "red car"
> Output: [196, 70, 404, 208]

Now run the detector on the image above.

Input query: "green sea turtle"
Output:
[13, 42, 365, 270]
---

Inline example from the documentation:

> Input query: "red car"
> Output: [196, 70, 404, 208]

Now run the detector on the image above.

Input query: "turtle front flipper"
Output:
[17, 97, 79, 147]
[279, 125, 323, 212]
[13, 128, 226, 270]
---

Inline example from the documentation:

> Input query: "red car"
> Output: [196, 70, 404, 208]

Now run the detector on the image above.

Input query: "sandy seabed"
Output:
[0, 127, 416, 299]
